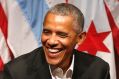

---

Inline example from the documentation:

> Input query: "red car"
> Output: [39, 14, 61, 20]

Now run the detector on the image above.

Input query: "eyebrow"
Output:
[56, 31, 68, 35]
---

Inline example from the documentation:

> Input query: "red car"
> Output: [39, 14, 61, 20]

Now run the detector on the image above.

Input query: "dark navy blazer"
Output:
[0, 47, 110, 79]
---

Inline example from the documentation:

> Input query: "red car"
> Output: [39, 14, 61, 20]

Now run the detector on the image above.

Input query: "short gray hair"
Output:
[44, 3, 84, 34]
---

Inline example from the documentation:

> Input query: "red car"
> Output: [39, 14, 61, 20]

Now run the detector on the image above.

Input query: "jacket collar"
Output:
[31, 47, 52, 79]
[31, 47, 91, 79]
[72, 49, 96, 79]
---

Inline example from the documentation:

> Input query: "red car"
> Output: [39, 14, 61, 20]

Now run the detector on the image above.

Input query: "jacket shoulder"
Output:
[6, 47, 43, 66]
[74, 49, 109, 66]
[73, 49, 110, 79]
[3, 47, 43, 76]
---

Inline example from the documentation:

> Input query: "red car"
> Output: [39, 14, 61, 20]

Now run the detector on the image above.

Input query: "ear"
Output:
[77, 32, 86, 45]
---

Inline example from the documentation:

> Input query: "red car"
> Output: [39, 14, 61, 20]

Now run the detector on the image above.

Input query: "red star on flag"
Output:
[77, 21, 110, 55]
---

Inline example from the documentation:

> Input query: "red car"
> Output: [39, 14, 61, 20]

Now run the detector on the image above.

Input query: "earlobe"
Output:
[77, 32, 86, 45]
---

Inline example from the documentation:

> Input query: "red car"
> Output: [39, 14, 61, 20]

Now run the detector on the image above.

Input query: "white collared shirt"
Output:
[49, 55, 74, 79]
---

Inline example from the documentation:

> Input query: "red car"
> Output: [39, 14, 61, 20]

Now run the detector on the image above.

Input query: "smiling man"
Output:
[42, 10, 82, 72]
[1, 3, 110, 79]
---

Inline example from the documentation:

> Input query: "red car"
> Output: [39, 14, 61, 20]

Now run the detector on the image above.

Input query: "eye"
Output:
[57, 32, 68, 38]
[43, 29, 51, 35]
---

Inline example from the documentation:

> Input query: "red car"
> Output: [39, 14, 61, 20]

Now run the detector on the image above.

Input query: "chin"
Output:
[46, 57, 62, 66]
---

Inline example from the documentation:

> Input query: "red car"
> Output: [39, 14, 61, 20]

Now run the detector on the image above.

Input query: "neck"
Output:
[50, 55, 73, 74]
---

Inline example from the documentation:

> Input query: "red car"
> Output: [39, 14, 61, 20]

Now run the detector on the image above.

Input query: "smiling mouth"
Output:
[48, 49, 61, 53]
[46, 48, 63, 57]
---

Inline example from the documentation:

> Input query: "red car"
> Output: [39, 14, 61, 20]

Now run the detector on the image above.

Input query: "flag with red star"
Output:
[74, 0, 118, 79]
[77, 21, 110, 55]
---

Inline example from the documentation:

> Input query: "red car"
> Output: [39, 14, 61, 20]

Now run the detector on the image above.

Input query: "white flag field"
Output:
[0, 0, 119, 79]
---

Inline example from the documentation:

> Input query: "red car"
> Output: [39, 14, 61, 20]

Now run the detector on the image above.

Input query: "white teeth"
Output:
[48, 49, 59, 52]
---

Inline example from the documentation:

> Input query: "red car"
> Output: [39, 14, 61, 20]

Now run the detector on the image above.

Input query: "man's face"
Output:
[41, 13, 79, 66]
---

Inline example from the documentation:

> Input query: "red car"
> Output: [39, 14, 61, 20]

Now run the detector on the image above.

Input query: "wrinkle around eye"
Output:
[56, 32, 69, 38]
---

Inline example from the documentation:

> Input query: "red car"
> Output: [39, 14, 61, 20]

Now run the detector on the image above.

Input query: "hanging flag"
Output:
[0, 0, 49, 71]
[104, 0, 119, 78]
[69, 0, 117, 79]
[0, 2, 12, 71]
[73, 0, 118, 79]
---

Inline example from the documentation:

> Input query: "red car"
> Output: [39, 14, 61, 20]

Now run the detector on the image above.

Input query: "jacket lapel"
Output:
[72, 50, 95, 79]
[72, 50, 86, 79]
[30, 47, 52, 79]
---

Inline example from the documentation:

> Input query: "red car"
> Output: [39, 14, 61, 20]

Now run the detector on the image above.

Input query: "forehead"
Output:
[43, 13, 75, 31]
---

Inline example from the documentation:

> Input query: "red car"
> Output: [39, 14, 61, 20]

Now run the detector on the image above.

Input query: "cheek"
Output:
[60, 38, 77, 49]
[41, 34, 48, 43]
[59, 38, 69, 45]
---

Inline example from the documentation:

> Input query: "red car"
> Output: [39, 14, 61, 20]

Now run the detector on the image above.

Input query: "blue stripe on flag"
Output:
[17, 0, 49, 46]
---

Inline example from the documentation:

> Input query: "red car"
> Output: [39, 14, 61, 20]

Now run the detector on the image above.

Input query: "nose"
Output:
[47, 34, 58, 47]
